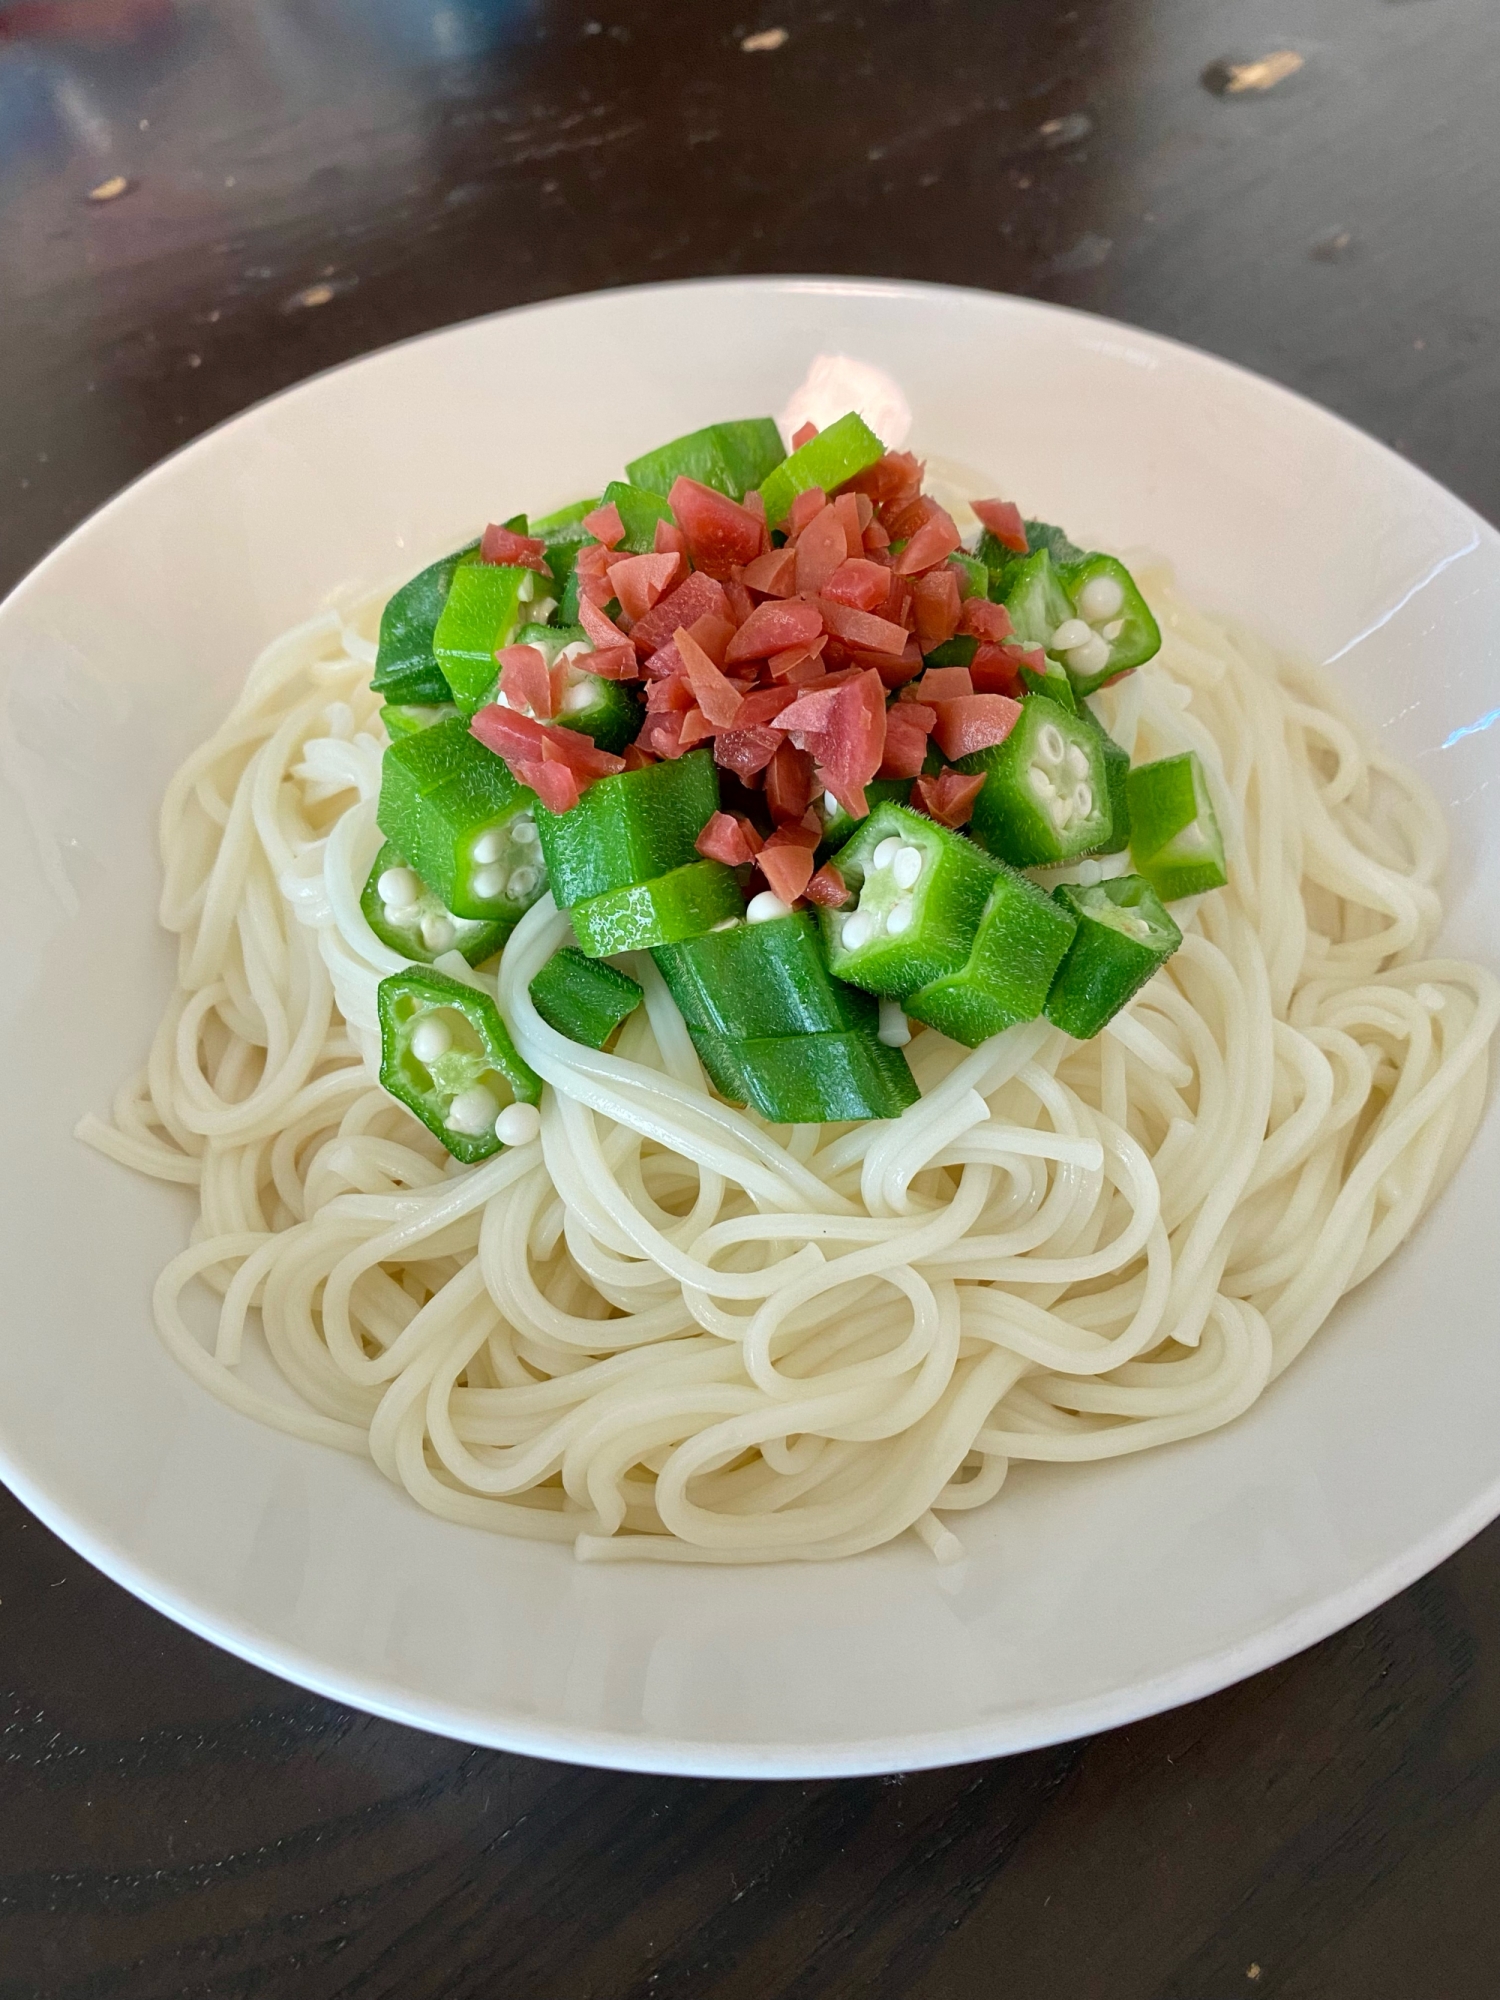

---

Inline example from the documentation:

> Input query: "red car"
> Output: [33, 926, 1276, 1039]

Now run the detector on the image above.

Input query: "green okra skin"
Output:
[814, 776, 914, 857]
[1054, 553, 1161, 690]
[600, 480, 678, 551]
[920, 634, 978, 672]
[626, 418, 786, 502]
[361, 841, 512, 966]
[959, 694, 1114, 867]
[535, 750, 721, 909]
[1044, 876, 1183, 1040]
[1127, 750, 1228, 899]
[530, 498, 601, 538]
[905, 864, 1079, 1046]
[996, 548, 1077, 652]
[756, 412, 886, 528]
[381, 702, 459, 740]
[945, 551, 990, 602]
[688, 1024, 919, 1124]
[1017, 657, 1078, 712]
[653, 911, 877, 1039]
[433, 563, 551, 715]
[569, 861, 745, 958]
[377, 966, 542, 1163]
[377, 716, 549, 922]
[510, 622, 644, 755]
[821, 802, 1001, 999]
[1079, 707, 1131, 854]
[528, 947, 643, 1049]
[371, 541, 479, 707]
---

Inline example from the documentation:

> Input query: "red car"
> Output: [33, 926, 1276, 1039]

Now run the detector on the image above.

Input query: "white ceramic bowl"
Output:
[1, 278, 1497, 1778]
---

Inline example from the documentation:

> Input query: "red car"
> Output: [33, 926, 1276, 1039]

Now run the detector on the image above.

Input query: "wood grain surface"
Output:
[2, 1, 1498, 1993]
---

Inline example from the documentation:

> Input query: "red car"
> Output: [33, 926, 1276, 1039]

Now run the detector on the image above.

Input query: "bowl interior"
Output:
[1, 277, 1498, 1777]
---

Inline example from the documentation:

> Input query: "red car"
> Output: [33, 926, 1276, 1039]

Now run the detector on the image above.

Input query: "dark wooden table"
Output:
[4, 2, 1499, 1993]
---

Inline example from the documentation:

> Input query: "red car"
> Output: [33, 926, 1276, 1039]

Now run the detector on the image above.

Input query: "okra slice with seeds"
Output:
[653, 910, 877, 1039]
[377, 716, 549, 923]
[528, 947, 643, 1049]
[814, 777, 914, 857]
[569, 860, 745, 958]
[959, 695, 1114, 867]
[433, 563, 554, 715]
[377, 967, 542, 1163]
[1044, 876, 1183, 1040]
[508, 622, 643, 755]
[1053, 553, 1161, 692]
[361, 840, 512, 966]
[821, 803, 1000, 999]
[905, 864, 1078, 1047]
[1127, 751, 1228, 900]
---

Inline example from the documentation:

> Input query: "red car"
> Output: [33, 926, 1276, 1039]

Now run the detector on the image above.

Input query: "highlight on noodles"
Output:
[79, 409, 1498, 1566]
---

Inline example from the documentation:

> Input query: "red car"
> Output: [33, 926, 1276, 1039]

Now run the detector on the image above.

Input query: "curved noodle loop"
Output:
[79, 576, 1498, 1562]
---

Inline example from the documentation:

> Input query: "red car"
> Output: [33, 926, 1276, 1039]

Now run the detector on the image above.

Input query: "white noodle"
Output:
[79, 579, 1499, 1563]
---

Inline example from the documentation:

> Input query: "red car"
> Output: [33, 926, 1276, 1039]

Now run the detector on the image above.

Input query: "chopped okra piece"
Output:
[569, 860, 744, 958]
[996, 549, 1076, 653]
[381, 701, 459, 740]
[756, 411, 886, 528]
[626, 418, 786, 503]
[377, 966, 542, 1163]
[689, 1024, 919, 1123]
[528, 947, 643, 1049]
[371, 541, 478, 707]
[530, 498, 600, 538]
[509, 622, 643, 755]
[1044, 876, 1183, 1040]
[600, 480, 677, 552]
[531, 504, 596, 622]
[535, 749, 720, 909]
[1052, 553, 1161, 691]
[1081, 707, 1131, 854]
[814, 776, 914, 856]
[1017, 655, 1077, 712]
[1127, 751, 1228, 900]
[433, 563, 551, 715]
[921, 634, 978, 671]
[377, 716, 548, 922]
[959, 695, 1114, 867]
[821, 803, 1000, 999]
[653, 910, 876, 1039]
[361, 840, 512, 966]
[946, 550, 990, 603]
[905, 864, 1078, 1046]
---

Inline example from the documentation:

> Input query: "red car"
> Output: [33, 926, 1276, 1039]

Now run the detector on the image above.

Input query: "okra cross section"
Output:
[1044, 876, 1183, 1040]
[377, 967, 542, 1163]
[1127, 751, 1228, 901]
[960, 694, 1114, 867]
[377, 716, 548, 923]
[535, 749, 721, 910]
[906, 864, 1079, 1047]
[821, 802, 1000, 998]
[361, 840, 512, 966]
[653, 910, 876, 1039]
[509, 622, 643, 755]
[528, 947, 643, 1050]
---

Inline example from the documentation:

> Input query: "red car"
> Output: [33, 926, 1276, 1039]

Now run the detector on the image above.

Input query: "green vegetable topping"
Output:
[1044, 876, 1183, 1039]
[569, 860, 745, 957]
[511, 622, 643, 755]
[433, 563, 551, 716]
[1127, 751, 1228, 900]
[756, 412, 886, 528]
[654, 910, 876, 1039]
[599, 480, 678, 551]
[377, 966, 541, 1163]
[381, 701, 459, 740]
[535, 749, 720, 910]
[814, 776, 914, 856]
[371, 542, 478, 708]
[689, 1024, 918, 1124]
[377, 715, 548, 923]
[528, 947, 643, 1049]
[905, 865, 1079, 1046]
[1080, 706, 1132, 854]
[626, 418, 786, 502]
[959, 695, 1114, 867]
[821, 802, 1000, 998]
[361, 840, 512, 966]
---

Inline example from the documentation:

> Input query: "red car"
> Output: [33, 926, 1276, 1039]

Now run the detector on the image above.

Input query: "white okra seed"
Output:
[892, 845, 923, 890]
[871, 836, 902, 871]
[471, 863, 507, 900]
[472, 827, 506, 865]
[1050, 617, 1091, 652]
[410, 1016, 452, 1064]
[446, 1084, 500, 1136]
[421, 913, 457, 952]
[1077, 574, 1124, 621]
[1038, 723, 1066, 764]
[377, 866, 421, 906]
